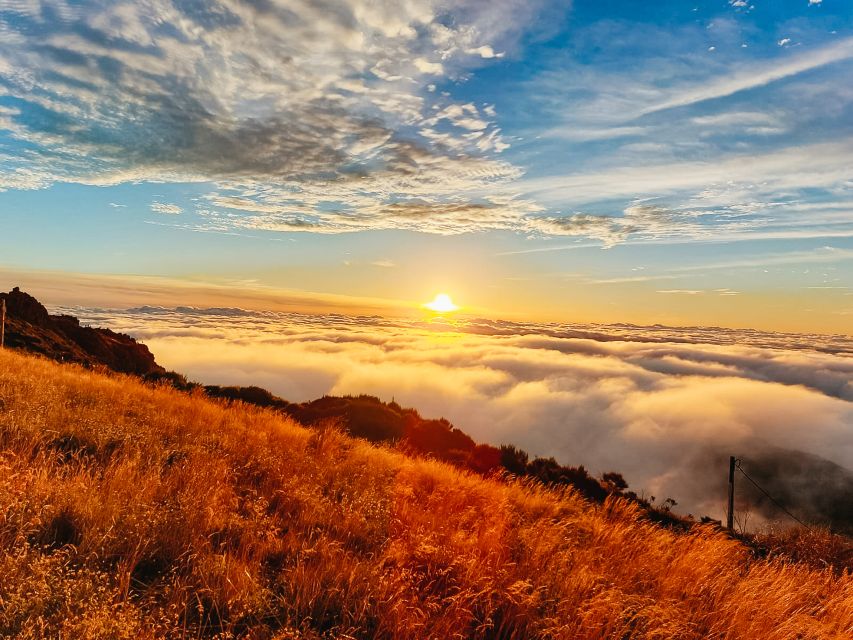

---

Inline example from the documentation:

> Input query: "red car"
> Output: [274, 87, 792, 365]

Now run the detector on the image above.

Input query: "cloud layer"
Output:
[3, 1, 853, 247]
[63, 304, 853, 522]
[0, 0, 548, 231]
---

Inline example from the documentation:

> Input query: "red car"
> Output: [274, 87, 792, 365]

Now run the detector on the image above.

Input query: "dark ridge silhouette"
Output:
[0, 287, 164, 376]
[198, 383, 618, 503]
[198, 383, 615, 501]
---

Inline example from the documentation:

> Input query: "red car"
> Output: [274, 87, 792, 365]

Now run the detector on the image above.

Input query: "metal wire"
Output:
[735, 460, 813, 530]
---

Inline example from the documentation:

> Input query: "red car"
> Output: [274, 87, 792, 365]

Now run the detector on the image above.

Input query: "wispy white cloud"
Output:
[656, 289, 703, 295]
[150, 202, 182, 215]
[518, 139, 853, 245]
[466, 45, 504, 59]
[673, 247, 853, 272]
[638, 36, 853, 116]
[543, 126, 648, 142]
[524, 142, 853, 205]
[591, 274, 682, 284]
[529, 204, 706, 247]
[509, 17, 853, 244]
[690, 111, 782, 128]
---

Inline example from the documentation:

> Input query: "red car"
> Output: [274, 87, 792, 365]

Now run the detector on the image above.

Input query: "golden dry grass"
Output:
[0, 348, 850, 639]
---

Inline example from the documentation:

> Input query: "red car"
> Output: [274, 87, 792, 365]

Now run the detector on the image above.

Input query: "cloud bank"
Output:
[64, 305, 853, 522]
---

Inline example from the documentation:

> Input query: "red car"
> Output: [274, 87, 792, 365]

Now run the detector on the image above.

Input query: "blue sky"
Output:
[1, 0, 852, 331]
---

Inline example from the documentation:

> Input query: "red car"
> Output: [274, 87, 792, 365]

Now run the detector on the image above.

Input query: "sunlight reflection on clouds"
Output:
[65, 305, 853, 519]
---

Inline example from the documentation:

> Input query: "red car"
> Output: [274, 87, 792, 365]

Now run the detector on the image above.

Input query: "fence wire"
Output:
[735, 459, 813, 530]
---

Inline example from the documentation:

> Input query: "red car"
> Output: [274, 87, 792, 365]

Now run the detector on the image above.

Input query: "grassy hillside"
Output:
[0, 349, 850, 639]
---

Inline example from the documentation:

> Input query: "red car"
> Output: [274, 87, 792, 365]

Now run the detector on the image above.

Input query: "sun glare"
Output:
[424, 293, 459, 313]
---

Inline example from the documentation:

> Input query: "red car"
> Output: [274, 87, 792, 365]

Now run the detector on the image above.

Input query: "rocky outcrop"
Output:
[1, 287, 164, 376]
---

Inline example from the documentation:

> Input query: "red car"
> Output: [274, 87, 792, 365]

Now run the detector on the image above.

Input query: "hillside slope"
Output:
[0, 349, 850, 639]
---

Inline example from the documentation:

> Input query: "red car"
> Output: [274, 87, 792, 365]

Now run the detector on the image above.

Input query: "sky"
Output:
[1, 0, 853, 332]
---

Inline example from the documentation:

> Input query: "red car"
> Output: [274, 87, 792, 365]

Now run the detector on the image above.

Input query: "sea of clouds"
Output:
[62, 305, 853, 522]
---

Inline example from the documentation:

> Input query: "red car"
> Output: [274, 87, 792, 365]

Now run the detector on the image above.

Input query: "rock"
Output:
[2, 287, 52, 327]
[0, 288, 165, 376]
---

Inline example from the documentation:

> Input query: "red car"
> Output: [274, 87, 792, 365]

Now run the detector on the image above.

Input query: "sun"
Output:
[424, 293, 459, 313]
